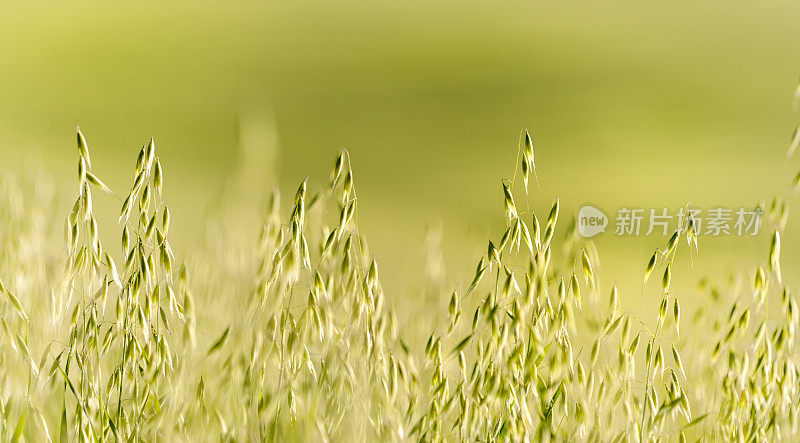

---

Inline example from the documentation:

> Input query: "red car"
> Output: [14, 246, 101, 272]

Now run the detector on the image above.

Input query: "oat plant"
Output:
[1, 82, 800, 441]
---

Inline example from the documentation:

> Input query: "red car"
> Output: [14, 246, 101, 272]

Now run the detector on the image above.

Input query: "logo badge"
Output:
[578, 205, 608, 238]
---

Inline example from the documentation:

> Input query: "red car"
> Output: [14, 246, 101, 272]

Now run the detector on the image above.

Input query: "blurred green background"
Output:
[2, 0, 800, 305]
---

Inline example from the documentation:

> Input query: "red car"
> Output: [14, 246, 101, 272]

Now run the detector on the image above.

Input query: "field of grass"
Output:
[0, 119, 799, 440]
[3, 0, 800, 441]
